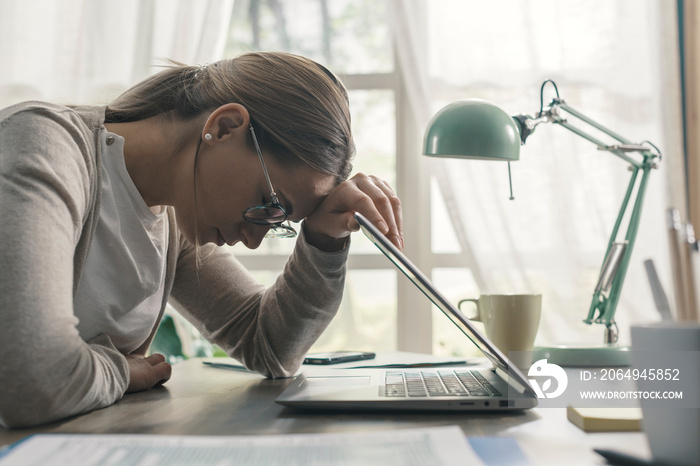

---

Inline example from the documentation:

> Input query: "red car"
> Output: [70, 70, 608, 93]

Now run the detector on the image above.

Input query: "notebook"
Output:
[567, 405, 642, 432]
[275, 212, 538, 412]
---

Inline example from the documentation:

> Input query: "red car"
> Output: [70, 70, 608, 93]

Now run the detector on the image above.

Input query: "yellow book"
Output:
[567, 405, 643, 432]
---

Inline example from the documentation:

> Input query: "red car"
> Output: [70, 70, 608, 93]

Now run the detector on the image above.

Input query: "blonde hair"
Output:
[106, 52, 355, 182]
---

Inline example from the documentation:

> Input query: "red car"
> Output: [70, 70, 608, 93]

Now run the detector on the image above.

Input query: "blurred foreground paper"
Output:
[0, 426, 484, 466]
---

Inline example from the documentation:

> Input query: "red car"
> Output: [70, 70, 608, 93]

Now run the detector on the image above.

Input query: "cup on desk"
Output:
[458, 294, 542, 370]
[631, 322, 700, 466]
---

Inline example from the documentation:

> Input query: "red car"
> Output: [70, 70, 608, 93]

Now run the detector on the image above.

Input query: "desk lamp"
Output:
[423, 80, 661, 366]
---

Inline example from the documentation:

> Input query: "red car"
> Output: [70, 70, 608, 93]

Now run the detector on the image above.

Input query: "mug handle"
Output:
[458, 298, 481, 321]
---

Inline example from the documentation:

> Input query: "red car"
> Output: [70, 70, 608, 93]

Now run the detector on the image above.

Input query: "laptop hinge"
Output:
[494, 365, 536, 397]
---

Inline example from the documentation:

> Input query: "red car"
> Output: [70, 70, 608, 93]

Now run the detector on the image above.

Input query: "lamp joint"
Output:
[604, 323, 619, 344]
[542, 102, 565, 124]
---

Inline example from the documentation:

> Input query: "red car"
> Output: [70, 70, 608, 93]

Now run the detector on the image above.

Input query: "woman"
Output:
[0, 52, 403, 428]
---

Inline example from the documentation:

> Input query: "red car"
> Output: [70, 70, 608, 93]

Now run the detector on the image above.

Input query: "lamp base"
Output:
[532, 344, 630, 367]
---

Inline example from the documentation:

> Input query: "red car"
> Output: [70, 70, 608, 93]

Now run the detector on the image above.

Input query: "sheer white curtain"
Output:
[0, 0, 234, 107]
[0, 0, 235, 357]
[393, 0, 685, 346]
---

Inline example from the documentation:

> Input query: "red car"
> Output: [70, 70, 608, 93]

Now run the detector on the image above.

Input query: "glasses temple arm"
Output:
[249, 125, 279, 202]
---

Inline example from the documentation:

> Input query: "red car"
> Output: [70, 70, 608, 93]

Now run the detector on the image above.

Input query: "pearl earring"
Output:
[204, 133, 213, 142]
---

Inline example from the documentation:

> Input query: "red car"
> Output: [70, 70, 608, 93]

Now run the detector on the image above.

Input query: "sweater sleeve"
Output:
[0, 106, 129, 429]
[169, 225, 349, 378]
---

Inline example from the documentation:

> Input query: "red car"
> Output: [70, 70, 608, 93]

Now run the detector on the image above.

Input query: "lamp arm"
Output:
[601, 165, 653, 324]
[557, 102, 634, 145]
[516, 97, 660, 340]
[586, 164, 653, 333]
[514, 101, 653, 165]
[550, 101, 652, 167]
[556, 120, 642, 167]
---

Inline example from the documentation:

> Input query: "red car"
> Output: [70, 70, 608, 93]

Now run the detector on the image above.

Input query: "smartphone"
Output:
[303, 351, 376, 365]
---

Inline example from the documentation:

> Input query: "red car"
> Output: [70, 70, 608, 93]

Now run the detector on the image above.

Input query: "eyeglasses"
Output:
[243, 125, 297, 238]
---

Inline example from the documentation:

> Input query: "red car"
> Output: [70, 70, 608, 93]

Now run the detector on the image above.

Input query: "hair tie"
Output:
[194, 63, 209, 79]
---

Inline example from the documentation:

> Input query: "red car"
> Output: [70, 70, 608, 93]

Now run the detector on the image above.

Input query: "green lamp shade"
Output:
[423, 99, 520, 161]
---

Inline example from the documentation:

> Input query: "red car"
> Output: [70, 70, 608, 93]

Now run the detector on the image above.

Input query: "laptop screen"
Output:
[355, 212, 532, 392]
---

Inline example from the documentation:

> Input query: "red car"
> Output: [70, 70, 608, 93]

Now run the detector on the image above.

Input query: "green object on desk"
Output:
[423, 80, 661, 366]
[151, 314, 185, 363]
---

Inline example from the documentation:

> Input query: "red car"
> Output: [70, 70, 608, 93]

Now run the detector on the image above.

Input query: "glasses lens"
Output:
[244, 204, 286, 225]
[265, 223, 297, 238]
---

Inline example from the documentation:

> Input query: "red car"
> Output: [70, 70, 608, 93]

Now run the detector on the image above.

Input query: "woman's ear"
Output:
[201, 103, 250, 144]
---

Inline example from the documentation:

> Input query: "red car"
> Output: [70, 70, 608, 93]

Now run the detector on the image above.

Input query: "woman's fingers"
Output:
[145, 353, 166, 365]
[304, 173, 404, 250]
[125, 353, 172, 393]
[345, 174, 403, 249]
[358, 174, 403, 247]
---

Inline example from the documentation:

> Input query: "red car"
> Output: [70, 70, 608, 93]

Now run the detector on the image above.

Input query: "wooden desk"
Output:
[0, 358, 651, 465]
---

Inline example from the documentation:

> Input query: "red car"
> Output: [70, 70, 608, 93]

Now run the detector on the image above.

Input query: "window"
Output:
[420, 0, 668, 352]
[176, 0, 670, 358]
[0, 1, 673, 362]
[224, 0, 405, 353]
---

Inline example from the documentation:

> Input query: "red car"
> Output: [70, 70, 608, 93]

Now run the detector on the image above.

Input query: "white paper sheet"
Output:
[0, 425, 483, 466]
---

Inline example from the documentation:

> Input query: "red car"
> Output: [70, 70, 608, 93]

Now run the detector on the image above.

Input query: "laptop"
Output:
[275, 212, 538, 411]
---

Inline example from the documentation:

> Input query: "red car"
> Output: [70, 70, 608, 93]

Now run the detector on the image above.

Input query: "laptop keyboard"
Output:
[384, 369, 501, 397]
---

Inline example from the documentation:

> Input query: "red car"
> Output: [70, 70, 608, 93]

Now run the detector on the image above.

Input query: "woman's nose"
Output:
[241, 224, 269, 249]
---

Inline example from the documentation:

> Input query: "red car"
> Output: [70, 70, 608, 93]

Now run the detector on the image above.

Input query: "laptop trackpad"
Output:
[304, 376, 371, 387]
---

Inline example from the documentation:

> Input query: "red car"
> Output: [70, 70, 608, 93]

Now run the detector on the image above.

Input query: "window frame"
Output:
[234, 50, 471, 354]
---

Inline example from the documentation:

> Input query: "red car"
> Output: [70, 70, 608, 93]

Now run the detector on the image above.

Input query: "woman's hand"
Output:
[125, 353, 172, 393]
[304, 173, 403, 252]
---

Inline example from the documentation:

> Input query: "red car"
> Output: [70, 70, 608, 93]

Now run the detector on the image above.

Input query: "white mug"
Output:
[458, 294, 542, 369]
[631, 322, 700, 466]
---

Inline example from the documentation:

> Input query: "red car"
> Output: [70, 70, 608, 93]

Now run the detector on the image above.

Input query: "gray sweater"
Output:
[0, 102, 348, 428]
